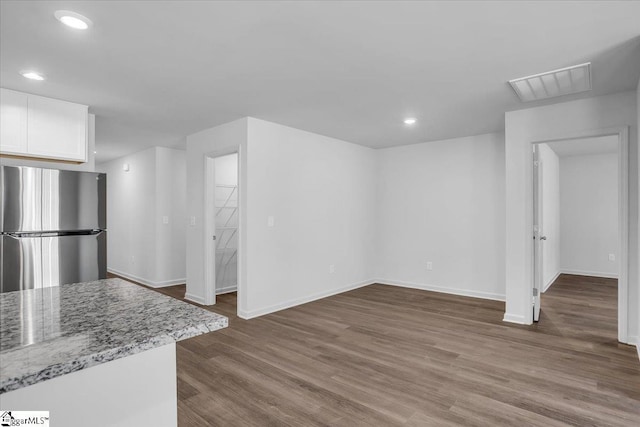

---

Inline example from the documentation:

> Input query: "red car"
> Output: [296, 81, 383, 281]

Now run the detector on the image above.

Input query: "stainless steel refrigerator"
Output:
[0, 166, 106, 293]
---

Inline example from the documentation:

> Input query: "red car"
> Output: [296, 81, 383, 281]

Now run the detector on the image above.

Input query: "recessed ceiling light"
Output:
[21, 71, 45, 81]
[54, 10, 92, 30]
[404, 118, 417, 125]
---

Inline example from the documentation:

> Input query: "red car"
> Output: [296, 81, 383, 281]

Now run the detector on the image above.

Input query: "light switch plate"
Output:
[267, 216, 275, 227]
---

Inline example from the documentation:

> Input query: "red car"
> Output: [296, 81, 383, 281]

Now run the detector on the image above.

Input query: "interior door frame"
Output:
[532, 145, 543, 322]
[530, 126, 629, 343]
[204, 147, 241, 308]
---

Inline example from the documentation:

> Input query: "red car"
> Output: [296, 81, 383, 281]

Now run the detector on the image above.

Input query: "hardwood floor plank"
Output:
[115, 273, 640, 425]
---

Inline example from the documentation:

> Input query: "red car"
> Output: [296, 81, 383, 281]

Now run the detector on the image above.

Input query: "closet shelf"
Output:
[215, 182, 238, 290]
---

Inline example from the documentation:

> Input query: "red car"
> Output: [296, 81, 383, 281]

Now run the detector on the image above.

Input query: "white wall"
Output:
[538, 144, 560, 291]
[560, 153, 618, 278]
[637, 76, 640, 352]
[215, 153, 238, 185]
[101, 147, 156, 282]
[375, 133, 506, 300]
[504, 91, 637, 340]
[244, 118, 376, 317]
[1, 114, 96, 171]
[185, 118, 376, 317]
[155, 147, 188, 284]
[186, 118, 248, 306]
[100, 146, 186, 287]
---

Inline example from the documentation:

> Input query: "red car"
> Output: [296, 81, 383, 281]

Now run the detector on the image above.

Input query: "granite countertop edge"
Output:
[0, 279, 229, 394]
[0, 317, 228, 394]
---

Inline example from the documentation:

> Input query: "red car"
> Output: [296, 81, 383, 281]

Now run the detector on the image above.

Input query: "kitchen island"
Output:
[0, 278, 227, 426]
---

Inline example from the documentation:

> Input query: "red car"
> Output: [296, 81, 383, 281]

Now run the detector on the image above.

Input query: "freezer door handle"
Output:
[1, 230, 107, 293]
[1, 229, 106, 238]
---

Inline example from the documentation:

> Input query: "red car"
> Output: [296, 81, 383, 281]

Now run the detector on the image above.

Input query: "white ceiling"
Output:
[1, 1, 639, 163]
[546, 135, 618, 157]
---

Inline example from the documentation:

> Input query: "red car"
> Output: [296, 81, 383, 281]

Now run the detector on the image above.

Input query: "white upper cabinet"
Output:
[0, 88, 88, 163]
[0, 89, 28, 155]
[27, 94, 88, 161]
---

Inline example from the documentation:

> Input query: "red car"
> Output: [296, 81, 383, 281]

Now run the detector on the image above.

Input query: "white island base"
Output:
[0, 343, 177, 427]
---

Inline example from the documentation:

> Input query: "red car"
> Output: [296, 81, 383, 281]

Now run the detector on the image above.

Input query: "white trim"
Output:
[376, 279, 505, 302]
[503, 313, 528, 324]
[108, 268, 185, 288]
[617, 127, 629, 344]
[627, 335, 638, 362]
[237, 279, 507, 320]
[542, 271, 561, 293]
[559, 269, 618, 280]
[216, 285, 237, 295]
[203, 156, 216, 306]
[184, 292, 206, 305]
[204, 147, 243, 310]
[524, 126, 629, 344]
[237, 279, 375, 320]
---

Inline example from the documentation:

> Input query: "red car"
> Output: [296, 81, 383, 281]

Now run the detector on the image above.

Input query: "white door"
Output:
[205, 157, 217, 305]
[533, 146, 545, 322]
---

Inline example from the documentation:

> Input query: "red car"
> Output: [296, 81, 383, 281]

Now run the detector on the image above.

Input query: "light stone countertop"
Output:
[0, 278, 228, 393]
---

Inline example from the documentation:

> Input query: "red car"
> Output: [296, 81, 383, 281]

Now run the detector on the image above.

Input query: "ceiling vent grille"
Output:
[509, 62, 592, 102]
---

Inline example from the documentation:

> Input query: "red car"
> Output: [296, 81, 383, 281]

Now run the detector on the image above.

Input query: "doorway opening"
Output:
[531, 129, 629, 344]
[204, 150, 240, 318]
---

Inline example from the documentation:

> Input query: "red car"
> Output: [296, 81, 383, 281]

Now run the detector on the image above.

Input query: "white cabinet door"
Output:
[0, 88, 28, 155]
[27, 94, 88, 162]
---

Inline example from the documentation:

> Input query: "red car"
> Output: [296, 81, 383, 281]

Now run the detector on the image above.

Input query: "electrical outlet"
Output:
[189, 216, 196, 226]
[329, 264, 335, 274]
[608, 253, 616, 261]
[426, 261, 433, 271]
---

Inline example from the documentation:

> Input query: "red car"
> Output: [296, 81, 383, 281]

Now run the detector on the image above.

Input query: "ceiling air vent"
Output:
[509, 62, 591, 102]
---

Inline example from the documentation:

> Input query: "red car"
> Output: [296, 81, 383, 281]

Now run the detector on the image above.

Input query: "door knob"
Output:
[540, 236, 547, 240]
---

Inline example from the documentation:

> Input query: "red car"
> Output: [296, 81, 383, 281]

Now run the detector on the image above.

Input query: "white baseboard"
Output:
[375, 279, 506, 302]
[560, 269, 618, 279]
[108, 268, 186, 288]
[626, 336, 640, 361]
[542, 271, 561, 293]
[216, 285, 237, 295]
[184, 293, 206, 305]
[237, 279, 375, 320]
[503, 313, 528, 324]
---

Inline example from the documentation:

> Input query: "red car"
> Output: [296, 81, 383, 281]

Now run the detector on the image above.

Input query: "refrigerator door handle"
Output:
[1, 230, 106, 238]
